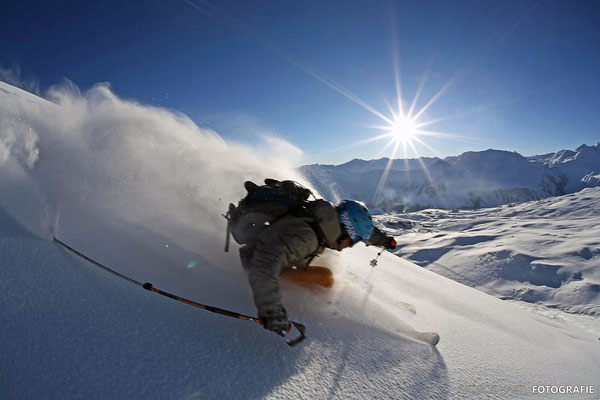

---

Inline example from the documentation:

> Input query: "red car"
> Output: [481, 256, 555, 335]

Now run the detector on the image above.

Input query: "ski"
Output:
[281, 265, 334, 288]
[398, 330, 440, 346]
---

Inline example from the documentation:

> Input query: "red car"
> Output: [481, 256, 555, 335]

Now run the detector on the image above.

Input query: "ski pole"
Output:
[141, 282, 306, 346]
[54, 237, 306, 346]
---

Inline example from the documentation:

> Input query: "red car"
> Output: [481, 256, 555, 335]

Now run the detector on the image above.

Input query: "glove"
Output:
[385, 236, 397, 250]
[260, 308, 291, 337]
[368, 227, 397, 250]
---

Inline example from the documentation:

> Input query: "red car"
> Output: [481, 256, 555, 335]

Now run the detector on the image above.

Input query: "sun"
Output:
[389, 115, 418, 143]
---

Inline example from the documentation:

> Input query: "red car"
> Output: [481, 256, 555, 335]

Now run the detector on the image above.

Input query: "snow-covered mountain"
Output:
[307, 156, 442, 174]
[375, 187, 600, 317]
[2, 81, 600, 399]
[301, 144, 600, 211]
[299, 156, 441, 204]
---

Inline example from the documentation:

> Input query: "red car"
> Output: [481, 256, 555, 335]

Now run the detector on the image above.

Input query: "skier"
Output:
[237, 195, 397, 337]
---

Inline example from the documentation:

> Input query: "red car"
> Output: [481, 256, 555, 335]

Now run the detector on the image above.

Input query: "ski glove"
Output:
[260, 308, 291, 337]
[264, 317, 291, 337]
[368, 227, 397, 250]
[385, 237, 397, 250]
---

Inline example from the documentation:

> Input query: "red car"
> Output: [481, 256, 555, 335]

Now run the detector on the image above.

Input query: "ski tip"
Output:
[398, 331, 440, 346]
[416, 332, 440, 346]
[427, 332, 440, 346]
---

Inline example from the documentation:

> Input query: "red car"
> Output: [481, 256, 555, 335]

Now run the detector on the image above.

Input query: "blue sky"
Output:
[1, 0, 599, 164]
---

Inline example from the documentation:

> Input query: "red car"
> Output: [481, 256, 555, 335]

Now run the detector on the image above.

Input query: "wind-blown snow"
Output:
[1, 82, 599, 399]
[0, 80, 307, 290]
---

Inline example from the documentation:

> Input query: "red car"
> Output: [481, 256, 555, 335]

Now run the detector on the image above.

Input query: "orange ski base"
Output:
[281, 266, 334, 289]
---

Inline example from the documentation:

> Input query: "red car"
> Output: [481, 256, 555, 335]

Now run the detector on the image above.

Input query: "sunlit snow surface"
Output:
[1, 82, 599, 399]
[378, 188, 600, 319]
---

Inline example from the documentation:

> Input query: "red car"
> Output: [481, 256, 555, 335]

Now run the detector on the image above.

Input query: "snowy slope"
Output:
[1, 81, 599, 399]
[2, 205, 600, 399]
[377, 187, 600, 317]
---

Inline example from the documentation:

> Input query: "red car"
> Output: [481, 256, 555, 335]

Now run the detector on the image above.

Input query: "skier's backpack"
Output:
[224, 179, 314, 252]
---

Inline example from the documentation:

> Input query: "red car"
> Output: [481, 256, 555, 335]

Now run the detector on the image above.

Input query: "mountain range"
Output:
[300, 143, 600, 211]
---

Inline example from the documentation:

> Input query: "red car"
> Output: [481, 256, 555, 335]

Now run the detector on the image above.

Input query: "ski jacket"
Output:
[241, 199, 391, 320]
[241, 199, 340, 319]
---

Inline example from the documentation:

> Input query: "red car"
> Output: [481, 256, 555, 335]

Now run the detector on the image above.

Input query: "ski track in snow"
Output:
[1, 81, 600, 399]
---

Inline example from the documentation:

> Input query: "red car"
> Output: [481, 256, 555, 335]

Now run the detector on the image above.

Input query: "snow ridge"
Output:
[301, 144, 600, 211]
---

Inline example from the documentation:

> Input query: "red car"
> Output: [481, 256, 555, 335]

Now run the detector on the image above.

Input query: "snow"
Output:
[1, 81, 600, 399]
[377, 187, 600, 318]
[302, 143, 600, 211]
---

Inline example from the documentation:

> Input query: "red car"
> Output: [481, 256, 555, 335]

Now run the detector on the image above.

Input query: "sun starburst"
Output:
[366, 99, 453, 205]
[388, 114, 418, 144]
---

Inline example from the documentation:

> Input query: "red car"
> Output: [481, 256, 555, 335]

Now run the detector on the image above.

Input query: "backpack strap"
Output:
[300, 216, 326, 269]
[305, 218, 325, 246]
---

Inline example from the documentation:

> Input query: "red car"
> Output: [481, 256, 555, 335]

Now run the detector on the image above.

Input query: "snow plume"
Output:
[0, 81, 307, 298]
[0, 116, 39, 170]
[0, 63, 40, 94]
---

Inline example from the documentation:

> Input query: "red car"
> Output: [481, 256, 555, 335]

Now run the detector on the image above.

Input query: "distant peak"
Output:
[575, 143, 600, 153]
[456, 148, 524, 162]
[342, 158, 368, 165]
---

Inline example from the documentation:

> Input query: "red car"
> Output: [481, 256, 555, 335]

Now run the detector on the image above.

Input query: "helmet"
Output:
[337, 200, 373, 244]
